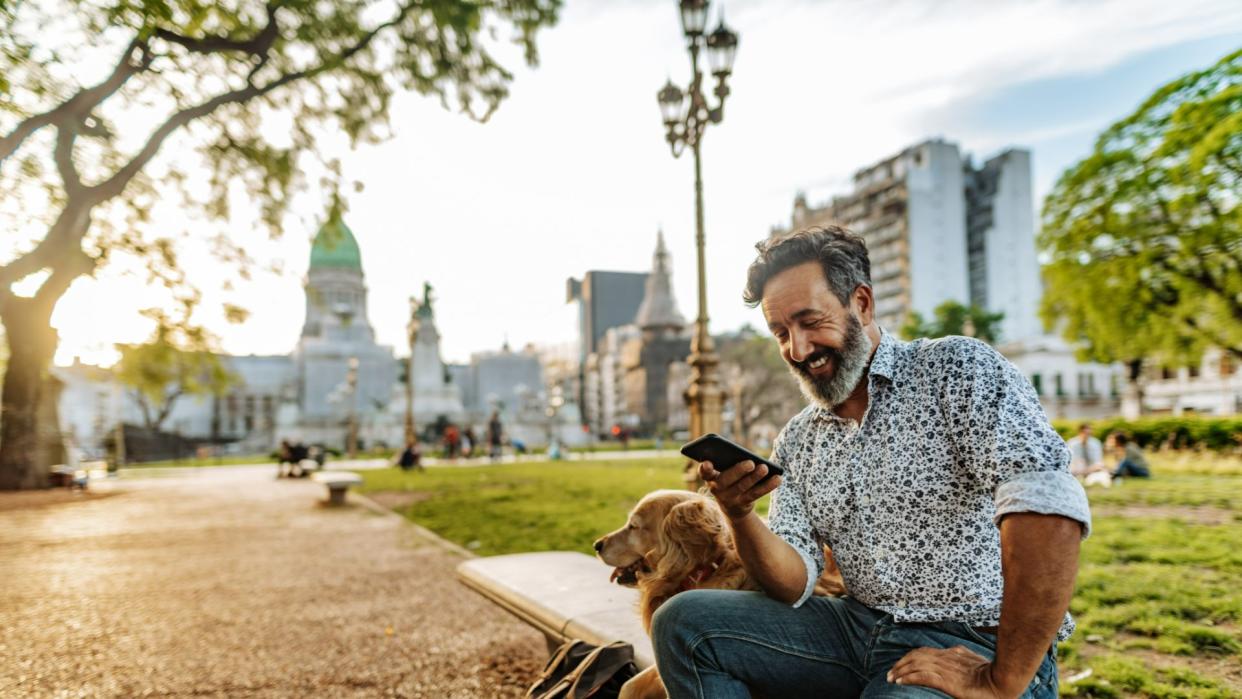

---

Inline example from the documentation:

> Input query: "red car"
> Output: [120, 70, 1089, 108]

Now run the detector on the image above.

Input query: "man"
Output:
[653, 226, 1091, 698]
[1067, 424, 1105, 479]
[1109, 432, 1150, 479]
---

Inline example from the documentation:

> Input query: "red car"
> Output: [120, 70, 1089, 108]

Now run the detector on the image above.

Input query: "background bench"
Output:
[457, 551, 654, 669]
[311, 471, 362, 505]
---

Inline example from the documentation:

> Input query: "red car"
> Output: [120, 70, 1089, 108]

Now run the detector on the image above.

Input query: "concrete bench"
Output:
[311, 471, 363, 505]
[456, 551, 654, 669]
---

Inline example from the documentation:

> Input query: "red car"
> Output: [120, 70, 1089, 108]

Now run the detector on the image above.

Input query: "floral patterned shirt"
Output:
[767, 329, 1091, 640]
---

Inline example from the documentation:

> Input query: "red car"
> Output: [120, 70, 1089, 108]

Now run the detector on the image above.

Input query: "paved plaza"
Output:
[0, 468, 546, 697]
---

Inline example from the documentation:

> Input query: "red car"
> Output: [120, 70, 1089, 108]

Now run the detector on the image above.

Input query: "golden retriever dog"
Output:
[593, 490, 845, 699]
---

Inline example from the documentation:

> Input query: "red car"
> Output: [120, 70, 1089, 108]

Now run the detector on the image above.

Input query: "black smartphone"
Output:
[680, 433, 785, 480]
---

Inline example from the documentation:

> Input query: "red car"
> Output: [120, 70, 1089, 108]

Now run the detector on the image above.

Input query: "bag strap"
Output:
[565, 642, 635, 698]
[525, 640, 588, 698]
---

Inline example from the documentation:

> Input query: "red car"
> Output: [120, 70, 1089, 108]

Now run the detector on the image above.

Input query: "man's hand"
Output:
[699, 459, 780, 521]
[887, 646, 1016, 699]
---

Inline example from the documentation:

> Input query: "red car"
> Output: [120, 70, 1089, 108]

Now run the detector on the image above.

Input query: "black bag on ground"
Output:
[525, 639, 637, 699]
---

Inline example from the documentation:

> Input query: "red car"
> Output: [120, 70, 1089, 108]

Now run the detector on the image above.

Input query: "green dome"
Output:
[310, 218, 362, 270]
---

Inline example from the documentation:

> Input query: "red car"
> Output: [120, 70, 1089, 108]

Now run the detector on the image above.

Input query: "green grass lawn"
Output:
[360, 452, 1241, 698]
[358, 457, 771, 556]
[123, 454, 277, 468]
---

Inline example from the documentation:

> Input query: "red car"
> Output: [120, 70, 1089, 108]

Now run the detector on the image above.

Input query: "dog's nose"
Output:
[593, 539, 604, 553]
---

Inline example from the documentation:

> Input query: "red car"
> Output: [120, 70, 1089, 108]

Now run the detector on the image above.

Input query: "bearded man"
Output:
[652, 226, 1091, 699]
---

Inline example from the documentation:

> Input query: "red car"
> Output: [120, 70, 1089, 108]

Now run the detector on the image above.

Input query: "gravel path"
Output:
[0, 469, 546, 697]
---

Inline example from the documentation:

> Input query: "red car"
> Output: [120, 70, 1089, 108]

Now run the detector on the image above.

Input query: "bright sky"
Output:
[17, 0, 1242, 366]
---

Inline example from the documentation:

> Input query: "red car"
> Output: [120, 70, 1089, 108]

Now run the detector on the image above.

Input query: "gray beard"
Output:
[787, 314, 873, 410]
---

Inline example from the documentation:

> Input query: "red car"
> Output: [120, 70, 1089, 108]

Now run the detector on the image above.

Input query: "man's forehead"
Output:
[761, 263, 839, 321]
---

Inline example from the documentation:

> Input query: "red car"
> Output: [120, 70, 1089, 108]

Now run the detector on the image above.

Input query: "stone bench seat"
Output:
[310, 471, 363, 505]
[456, 551, 654, 669]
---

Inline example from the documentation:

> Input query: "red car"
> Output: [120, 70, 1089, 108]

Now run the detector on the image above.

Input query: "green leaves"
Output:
[114, 304, 237, 431]
[1039, 48, 1242, 368]
[901, 301, 1005, 345]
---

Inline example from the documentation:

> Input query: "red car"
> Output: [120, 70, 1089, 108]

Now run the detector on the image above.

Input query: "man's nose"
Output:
[593, 538, 604, 553]
[788, 329, 813, 363]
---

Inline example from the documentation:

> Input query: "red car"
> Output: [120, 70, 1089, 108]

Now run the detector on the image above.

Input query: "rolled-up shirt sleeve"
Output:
[766, 425, 825, 607]
[953, 340, 1092, 538]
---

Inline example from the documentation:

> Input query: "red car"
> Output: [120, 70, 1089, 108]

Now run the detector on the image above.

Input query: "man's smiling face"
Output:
[761, 261, 874, 410]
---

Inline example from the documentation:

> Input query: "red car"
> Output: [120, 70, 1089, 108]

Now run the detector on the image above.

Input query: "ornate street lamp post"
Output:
[405, 296, 422, 444]
[657, 0, 738, 471]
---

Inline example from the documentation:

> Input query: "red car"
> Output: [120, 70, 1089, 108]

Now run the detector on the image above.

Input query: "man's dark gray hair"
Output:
[742, 225, 872, 308]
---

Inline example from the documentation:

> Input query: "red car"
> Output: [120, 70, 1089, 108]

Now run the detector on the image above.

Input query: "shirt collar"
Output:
[868, 328, 903, 383]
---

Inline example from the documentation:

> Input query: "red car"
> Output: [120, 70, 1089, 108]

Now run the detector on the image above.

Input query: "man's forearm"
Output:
[730, 511, 810, 604]
[992, 513, 1082, 695]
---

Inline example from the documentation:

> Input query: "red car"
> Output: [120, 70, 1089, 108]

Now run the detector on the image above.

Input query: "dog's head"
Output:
[594, 489, 727, 587]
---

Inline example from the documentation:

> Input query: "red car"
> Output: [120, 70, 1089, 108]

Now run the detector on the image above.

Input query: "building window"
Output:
[1188, 364, 1200, 379]
[1055, 374, 1064, 397]
[1222, 355, 1236, 377]
[1031, 373, 1043, 396]
[1087, 374, 1096, 396]
[1161, 366, 1175, 380]
[1110, 374, 1120, 398]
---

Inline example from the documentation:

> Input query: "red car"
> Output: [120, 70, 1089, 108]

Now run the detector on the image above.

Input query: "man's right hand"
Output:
[700, 459, 782, 521]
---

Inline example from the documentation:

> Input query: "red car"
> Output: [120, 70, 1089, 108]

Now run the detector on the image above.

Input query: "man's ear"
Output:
[851, 284, 875, 325]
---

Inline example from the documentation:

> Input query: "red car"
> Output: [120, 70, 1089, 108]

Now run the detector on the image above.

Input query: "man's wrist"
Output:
[987, 661, 1033, 698]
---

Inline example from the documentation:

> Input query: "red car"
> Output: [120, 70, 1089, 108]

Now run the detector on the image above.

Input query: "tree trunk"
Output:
[1120, 358, 1145, 420]
[0, 295, 63, 489]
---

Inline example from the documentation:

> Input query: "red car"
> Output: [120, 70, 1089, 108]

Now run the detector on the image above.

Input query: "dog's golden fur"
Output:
[594, 489, 845, 699]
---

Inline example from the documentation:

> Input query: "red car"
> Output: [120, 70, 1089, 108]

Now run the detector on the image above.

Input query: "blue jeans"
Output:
[651, 590, 1059, 699]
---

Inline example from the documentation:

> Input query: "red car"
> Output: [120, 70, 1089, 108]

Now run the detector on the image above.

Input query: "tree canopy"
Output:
[114, 306, 235, 432]
[901, 300, 1005, 345]
[0, 0, 560, 488]
[718, 328, 804, 447]
[1038, 48, 1242, 370]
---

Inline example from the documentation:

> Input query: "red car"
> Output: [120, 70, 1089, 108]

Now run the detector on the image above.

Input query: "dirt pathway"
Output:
[0, 470, 545, 697]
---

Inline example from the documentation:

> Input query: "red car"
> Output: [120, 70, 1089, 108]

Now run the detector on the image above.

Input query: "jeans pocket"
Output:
[954, 623, 998, 650]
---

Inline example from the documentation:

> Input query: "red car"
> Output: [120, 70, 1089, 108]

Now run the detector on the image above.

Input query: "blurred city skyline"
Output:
[7, 0, 1241, 367]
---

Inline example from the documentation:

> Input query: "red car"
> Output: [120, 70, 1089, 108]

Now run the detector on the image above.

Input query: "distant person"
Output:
[487, 411, 504, 460]
[463, 426, 477, 458]
[444, 424, 461, 460]
[1067, 423, 1106, 480]
[397, 438, 423, 472]
[1110, 432, 1151, 479]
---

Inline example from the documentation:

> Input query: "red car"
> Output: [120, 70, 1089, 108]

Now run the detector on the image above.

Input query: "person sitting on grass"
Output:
[1110, 432, 1150, 479]
[1067, 423, 1107, 479]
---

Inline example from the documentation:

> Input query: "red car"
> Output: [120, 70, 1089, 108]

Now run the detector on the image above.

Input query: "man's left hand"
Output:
[887, 646, 1019, 699]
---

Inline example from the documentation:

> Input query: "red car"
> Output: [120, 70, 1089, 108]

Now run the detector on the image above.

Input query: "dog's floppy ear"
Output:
[651, 499, 728, 581]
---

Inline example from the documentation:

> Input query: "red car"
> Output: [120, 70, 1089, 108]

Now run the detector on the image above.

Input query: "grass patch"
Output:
[124, 454, 277, 468]
[358, 457, 771, 556]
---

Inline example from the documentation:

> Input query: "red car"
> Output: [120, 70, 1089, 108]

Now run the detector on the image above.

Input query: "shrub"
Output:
[1052, 416, 1242, 452]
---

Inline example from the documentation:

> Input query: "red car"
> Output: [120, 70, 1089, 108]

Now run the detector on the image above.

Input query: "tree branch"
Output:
[90, 1, 413, 205]
[154, 4, 280, 59]
[0, 38, 150, 165]
[155, 386, 185, 430]
[54, 124, 85, 198]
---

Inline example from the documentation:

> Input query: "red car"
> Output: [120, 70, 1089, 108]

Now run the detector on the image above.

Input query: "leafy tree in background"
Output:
[719, 328, 805, 449]
[0, 0, 560, 489]
[1038, 48, 1241, 409]
[901, 300, 1005, 345]
[114, 305, 236, 433]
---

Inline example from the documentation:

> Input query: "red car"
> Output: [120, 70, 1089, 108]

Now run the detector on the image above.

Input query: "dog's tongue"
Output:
[610, 563, 640, 586]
